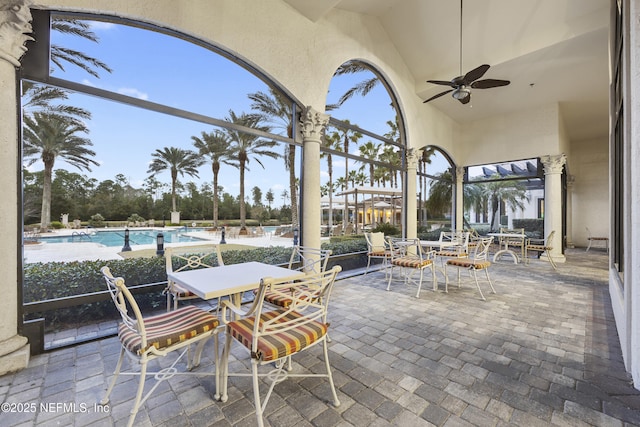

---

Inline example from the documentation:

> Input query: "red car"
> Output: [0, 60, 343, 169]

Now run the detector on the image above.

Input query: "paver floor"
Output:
[2, 248, 639, 426]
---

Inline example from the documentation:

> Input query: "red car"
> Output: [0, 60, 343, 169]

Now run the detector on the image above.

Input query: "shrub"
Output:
[373, 223, 400, 235]
[88, 213, 105, 228]
[49, 221, 63, 229]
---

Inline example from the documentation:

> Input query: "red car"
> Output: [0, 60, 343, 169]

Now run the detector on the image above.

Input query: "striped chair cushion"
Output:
[436, 250, 467, 257]
[589, 237, 608, 240]
[446, 259, 491, 270]
[391, 256, 433, 268]
[368, 250, 387, 257]
[258, 285, 315, 308]
[172, 283, 196, 298]
[119, 305, 219, 356]
[527, 245, 549, 251]
[227, 310, 328, 362]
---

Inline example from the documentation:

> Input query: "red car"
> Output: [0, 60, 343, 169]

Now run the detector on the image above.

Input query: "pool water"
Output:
[39, 229, 206, 247]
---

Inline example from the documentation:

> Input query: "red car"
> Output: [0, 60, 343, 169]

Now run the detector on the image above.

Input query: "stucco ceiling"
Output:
[283, 0, 610, 142]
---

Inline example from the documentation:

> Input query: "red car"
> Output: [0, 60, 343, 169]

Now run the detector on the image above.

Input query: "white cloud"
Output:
[89, 21, 116, 31]
[117, 87, 149, 100]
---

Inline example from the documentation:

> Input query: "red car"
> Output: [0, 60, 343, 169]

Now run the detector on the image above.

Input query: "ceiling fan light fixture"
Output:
[452, 86, 470, 100]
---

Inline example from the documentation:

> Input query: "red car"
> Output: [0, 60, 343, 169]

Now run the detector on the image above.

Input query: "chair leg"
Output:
[415, 268, 424, 298]
[546, 250, 558, 270]
[431, 264, 437, 292]
[472, 269, 486, 301]
[128, 358, 148, 427]
[220, 333, 233, 402]
[251, 359, 265, 427]
[586, 239, 592, 252]
[365, 257, 372, 274]
[323, 338, 341, 407]
[484, 268, 497, 294]
[101, 347, 125, 405]
[386, 265, 394, 291]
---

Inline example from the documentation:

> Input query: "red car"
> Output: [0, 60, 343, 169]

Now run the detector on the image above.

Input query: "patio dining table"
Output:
[166, 261, 306, 306]
[487, 232, 526, 264]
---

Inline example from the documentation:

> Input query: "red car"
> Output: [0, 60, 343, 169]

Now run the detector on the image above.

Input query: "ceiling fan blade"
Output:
[462, 64, 490, 84]
[458, 93, 471, 104]
[471, 79, 511, 89]
[427, 79, 455, 87]
[423, 89, 453, 103]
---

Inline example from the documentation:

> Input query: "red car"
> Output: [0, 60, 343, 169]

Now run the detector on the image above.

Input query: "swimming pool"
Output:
[39, 229, 207, 247]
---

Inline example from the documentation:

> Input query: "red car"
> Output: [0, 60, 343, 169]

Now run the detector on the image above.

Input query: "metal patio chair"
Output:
[386, 237, 437, 298]
[444, 237, 496, 300]
[525, 230, 557, 270]
[100, 266, 220, 427]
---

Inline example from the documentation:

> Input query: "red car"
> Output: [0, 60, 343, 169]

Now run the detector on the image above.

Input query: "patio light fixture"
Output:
[156, 232, 164, 256]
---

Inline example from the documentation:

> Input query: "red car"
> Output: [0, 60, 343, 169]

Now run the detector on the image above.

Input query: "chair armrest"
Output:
[526, 237, 544, 246]
[221, 299, 253, 323]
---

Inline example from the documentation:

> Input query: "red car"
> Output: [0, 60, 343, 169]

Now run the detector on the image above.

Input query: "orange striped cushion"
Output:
[527, 245, 549, 251]
[446, 259, 491, 270]
[391, 257, 432, 268]
[436, 250, 467, 257]
[589, 237, 608, 240]
[227, 310, 328, 361]
[171, 283, 196, 298]
[368, 250, 387, 257]
[262, 285, 317, 308]
[119, 305, 218, 356]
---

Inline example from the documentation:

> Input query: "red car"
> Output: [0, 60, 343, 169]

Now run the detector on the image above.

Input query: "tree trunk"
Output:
[40, 164, 53, 232]
[288, 143, 298, 228]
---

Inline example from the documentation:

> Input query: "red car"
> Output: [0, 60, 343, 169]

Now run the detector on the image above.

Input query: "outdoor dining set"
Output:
[99, 244, 338, 427]
[97, 228, 557, 427]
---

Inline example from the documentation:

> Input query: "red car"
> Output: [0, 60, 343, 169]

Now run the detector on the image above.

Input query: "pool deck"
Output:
[24, 228, 298, 263]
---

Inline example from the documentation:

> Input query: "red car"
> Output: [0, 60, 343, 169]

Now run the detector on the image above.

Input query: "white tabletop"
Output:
[167, 261, 306, 300]
[487, 233, 525, 239]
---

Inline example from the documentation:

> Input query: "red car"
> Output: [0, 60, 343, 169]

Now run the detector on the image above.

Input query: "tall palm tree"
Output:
[23, 113, 98, 232]
[379, 145, 401, 187]
[192, 130, 238, 227]
[480, 176, 529, 231]
[247, 88, 299, 229]
[328, 122, 362, 228]
[358, 140, 380, 185]
[147, 147, 204, 214]
[321, 131, 342, 230]
[224, 110, 279, 230]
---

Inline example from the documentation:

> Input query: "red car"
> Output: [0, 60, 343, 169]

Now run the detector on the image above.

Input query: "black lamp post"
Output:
[293, 227, 299, 246]
[122, 228, 131, 252]
[156, 232, 164, 256]
[220, 226, 226, 244]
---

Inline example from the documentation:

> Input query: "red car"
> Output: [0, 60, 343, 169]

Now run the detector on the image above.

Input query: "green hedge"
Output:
[24, 239, 370, 331]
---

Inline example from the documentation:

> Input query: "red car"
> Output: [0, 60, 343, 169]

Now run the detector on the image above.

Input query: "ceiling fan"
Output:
[423, 0, 510, 105]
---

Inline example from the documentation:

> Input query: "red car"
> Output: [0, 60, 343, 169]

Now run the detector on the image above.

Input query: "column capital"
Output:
[540, 154, 566, 175]
[299, 106, 329, 141]
[406, 147, 419, 170]
[0, 1, 33, 67]
[455, 166, 465, 184]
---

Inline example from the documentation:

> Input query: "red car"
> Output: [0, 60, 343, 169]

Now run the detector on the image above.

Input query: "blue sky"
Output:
[29, 17, 448, 207]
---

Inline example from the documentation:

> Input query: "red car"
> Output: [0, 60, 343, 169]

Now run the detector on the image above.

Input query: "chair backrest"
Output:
[101, 266, 146, 347]
[387, 237, 433, 260]
[471, 237, 493, 261]
[165, 244, 224, 275]
[438, 231, 469, 251]
[365, 232, 386, 252]
[251, 266, 342, 349]
[289, 245, 332, 274]
[545, 230, 556, 248]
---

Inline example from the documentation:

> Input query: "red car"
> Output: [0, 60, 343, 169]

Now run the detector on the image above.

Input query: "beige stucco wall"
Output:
[570, 136, 609, 247]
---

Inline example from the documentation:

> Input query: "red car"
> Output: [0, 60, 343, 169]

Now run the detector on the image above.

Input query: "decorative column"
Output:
[0, 0, 34, 375]
[540, 154, 567, 264]
[406, 148, 419, 239]
[300, 106, 329, 259]
[455, 166, 464, 230]
[565, 175, 575, 248]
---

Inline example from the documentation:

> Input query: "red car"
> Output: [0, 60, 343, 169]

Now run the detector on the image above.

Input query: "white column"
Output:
[406, 148, 419, 239]
[300, 106, 329, 256]
[455, 166, 464, 230]
[565, 175, 575, 248]
[0, 0, 33, 375]
[540, 154, 566, 264]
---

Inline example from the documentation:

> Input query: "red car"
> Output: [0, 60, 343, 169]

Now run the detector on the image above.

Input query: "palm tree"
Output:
[147, 147, 204, 215]
[427, 170, 454, 221]
[321, 131, 342, 230]
[247, 88, 299, 229]
[480, 176, 529, 231]
[22, 18, 112, 126]
[327, 122, 362, 228]
[224, 110, 279, 230]
[327, 60, 380, 110]
[265, 189, 274, 210]
[23, 113, 99, 232]
[358, 140, 380, 185]
[192, 130, 238, 227]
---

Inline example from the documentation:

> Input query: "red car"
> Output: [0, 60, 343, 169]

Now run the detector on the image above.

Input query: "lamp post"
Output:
[122, 228, 131, 252]
[220, 226, 226, 244]
[156, 232, 164, 256]
[293, 227, 299, 246]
